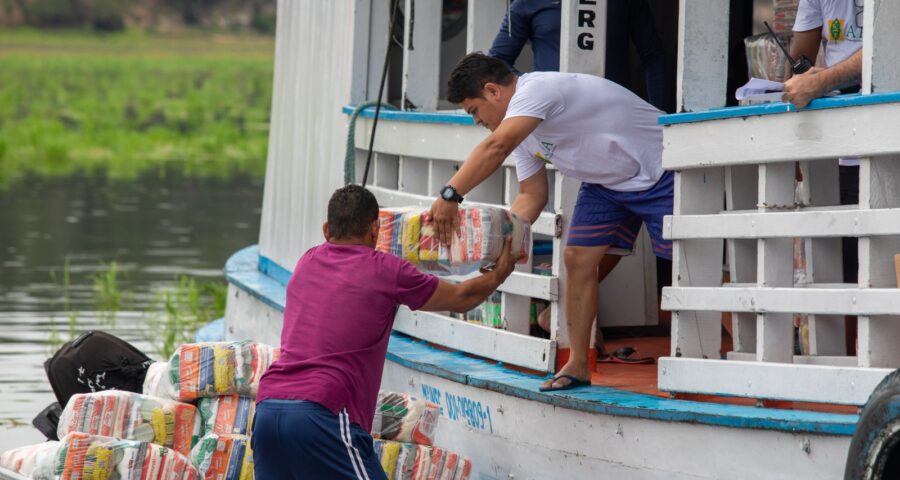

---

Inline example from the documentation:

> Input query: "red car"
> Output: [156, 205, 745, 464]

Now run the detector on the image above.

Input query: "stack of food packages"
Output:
[371, 392, 472, 480]
[376, 207, 531, 276]
[142, 341, 279, 479]
[0, 433, 198, 479]
[745, 33, 793, 82]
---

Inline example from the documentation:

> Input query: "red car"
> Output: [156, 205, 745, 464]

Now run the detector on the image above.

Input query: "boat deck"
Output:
[225, 245, 860, 436]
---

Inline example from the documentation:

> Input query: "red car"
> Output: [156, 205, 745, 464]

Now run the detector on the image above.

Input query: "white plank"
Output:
[401, 0, 442, 111]
[502, 293, 532, 335]
[350, 0, 373, 104]
[443, 269, 557, 301]
[374, 153, 399, 189]
[792, 355, 858, 367]
[662, 102, 900, 170]
[560, 0, 607, 77]
[863, 0, 900, 94]
[666, 208, 900, 240]
[369, 185, 559, 238]
[663, 286, 900, 316]
[393, 306, 555, 371]
[552, 175, 580, 350]
[676, 0, 729, 112]
[858, 315, 900, 368]
[466, 0, 506, 54]
[671, 169, 725, 359]
[658, 357, 892, 405]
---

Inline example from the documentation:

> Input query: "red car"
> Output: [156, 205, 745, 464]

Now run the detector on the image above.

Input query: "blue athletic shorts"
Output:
[252, 399, 387, 480]
[567, 171, 673, 260]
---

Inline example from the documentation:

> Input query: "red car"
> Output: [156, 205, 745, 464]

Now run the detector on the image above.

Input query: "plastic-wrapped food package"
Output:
[371, 392, 440, 446]
[395, 442, 418, 480]
[410, 445, 432, 480]
[56, 391, 199, 456]
[146, 341, 278, 401]
[438, 452, 459, 480]
[376, 207, 530, 276]
[17, 433, 199, 480]
[375, 440, 401, 479]
[197, 395, 255, 436]
[453, 458, 472, 480]
[425, 447, 446, 480]
[0, 441, 59, 479]
[744, 33, 792, 83]
[190, 433, 253, 480]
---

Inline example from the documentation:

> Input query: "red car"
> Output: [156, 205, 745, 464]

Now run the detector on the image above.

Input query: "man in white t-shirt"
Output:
[783, 0, 863, 109]
[429, 53, 671, 391]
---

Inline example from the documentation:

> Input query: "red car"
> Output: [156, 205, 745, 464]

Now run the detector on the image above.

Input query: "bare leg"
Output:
[593, 254, 622, 357]
[541, 245, 609, 390]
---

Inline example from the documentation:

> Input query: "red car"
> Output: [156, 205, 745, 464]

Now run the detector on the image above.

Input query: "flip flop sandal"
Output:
[539, 374, 592, 392]
[597, 346, 655, 365]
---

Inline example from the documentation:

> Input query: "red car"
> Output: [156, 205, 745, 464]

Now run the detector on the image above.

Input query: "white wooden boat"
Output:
[222, 1, 900, 478]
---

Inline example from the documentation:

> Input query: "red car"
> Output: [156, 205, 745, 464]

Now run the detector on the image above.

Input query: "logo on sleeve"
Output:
[534, 141, 556, 164]
[828, 18, 845, 41]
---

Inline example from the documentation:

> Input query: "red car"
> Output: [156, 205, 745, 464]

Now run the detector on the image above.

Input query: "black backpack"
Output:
[33, 331, 153, 440]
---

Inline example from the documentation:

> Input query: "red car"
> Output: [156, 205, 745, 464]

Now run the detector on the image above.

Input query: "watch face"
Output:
[441, 187, 453, 200]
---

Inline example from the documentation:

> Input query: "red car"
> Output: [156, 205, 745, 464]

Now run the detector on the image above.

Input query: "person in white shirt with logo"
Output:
[430, 53, 671, 392]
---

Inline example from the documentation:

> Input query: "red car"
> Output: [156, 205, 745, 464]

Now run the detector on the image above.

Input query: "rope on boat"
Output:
[344, 101, 397, 185]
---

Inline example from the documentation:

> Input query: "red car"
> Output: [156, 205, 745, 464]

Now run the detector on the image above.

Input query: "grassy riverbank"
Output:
[0, 29, 274, 187]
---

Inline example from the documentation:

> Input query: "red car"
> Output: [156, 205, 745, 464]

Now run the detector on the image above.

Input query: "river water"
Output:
[0, 174, 263, 451]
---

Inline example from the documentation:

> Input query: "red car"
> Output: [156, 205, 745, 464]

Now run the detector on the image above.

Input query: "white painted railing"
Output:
[659, 0, 900, 406]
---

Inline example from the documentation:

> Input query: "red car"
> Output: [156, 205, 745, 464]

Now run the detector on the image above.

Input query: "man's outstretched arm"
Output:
[419, 239, 517, 313]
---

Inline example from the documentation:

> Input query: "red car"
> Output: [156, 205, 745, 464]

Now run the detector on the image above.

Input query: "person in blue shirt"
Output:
[487, 0, 668, 111]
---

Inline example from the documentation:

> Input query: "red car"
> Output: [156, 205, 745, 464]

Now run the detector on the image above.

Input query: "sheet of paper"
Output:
[736, 77, 785, 101]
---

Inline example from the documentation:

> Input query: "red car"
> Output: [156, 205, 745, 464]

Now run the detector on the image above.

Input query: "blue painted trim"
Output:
[342, 104, 475, 126]
[259, 254, 292, 286]
[224, 245, 286, 312]
[660, 91, 900, 125]
[225, 245, 859, 436]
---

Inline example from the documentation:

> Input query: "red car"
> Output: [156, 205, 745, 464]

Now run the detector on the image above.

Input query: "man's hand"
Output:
[430, 197, 460, 246]
[783, 67, 826, 108]
[481, 238, 517, 282]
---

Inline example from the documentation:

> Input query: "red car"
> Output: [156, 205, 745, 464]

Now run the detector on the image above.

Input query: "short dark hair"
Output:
[447, 52, 515, 104]
[327, 185, 379, 240]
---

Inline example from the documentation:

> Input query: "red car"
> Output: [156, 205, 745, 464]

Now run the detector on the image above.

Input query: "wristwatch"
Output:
[440, 185, 464, 203]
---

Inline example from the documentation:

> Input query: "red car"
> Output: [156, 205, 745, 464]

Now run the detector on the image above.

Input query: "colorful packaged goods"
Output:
[410, 445, 432, 480]
[144, 341, 279, 401]
[0, 441, 59, 479]
[376, 440, 401, 479]
[376, 207, 531, 276]
[190, 433, 253, 480]
[438, 452, 459, 480]
[3, 433, 198, 480]
[56, 391, 199, 456]
[372, 392, 440, 446]
[197, 395, 255, 436]
[425, 447, 446, 480]
[453, 457, 472, 480]
[395, 442, 418, 480]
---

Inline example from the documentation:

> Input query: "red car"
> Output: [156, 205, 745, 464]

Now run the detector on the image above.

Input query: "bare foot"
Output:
[539, 364, 591, 391]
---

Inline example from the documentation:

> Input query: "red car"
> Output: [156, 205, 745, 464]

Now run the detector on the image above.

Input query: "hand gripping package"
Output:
[371, 392, 440, 445]
[56, 391, 199, 456]
[0, 433, 198, 480]
[143, 341, 279, 402]
[376, 207, 531, 276]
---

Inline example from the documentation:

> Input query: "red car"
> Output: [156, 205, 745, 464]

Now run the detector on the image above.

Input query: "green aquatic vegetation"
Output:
[0, 29, 273, 188]
[145, 275, 227, 358]
[92, 261, 123, 327]
[47, 256, 78, 351]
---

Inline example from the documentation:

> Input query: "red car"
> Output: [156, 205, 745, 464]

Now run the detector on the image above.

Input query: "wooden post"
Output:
[676, 0, 729, 112]
[402, 0, 442, 111]
[756, 163, 794, 363]
[560, 0, 607, 77]
[670, 168, 724, 359]
[466, 0, 507, 54]
[858, 156, 900, 368]
[863, 0, 900, 94]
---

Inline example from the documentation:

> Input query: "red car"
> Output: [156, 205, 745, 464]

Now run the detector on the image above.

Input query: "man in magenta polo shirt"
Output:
[253, 185, 516, 479]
